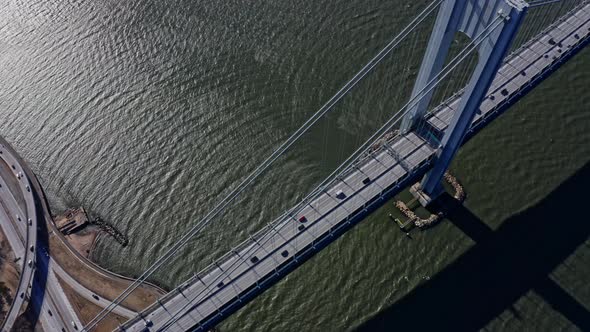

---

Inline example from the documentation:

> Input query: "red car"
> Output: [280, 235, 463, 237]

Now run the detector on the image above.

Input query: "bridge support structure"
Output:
[401, 0, 528, 206]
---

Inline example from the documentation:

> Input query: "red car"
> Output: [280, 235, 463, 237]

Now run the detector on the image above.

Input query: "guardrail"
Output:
[123, 0, 590, 327]
[122, 129, 434, 328]
[0, 145, 35, 332]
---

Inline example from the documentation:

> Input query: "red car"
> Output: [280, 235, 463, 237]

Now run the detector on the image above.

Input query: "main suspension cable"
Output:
[157, 14, 505, 332]
[84, 1, 444, 329]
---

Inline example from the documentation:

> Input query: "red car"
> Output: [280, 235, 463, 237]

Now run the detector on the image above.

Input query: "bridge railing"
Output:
[469, 19, 590, 136]
[131, 129, 414, 323]
[194, 129, 405, 270]
[510, 0, 585, 51]
[220, 3, 590, 289]
[129, 0, 590, 325]
[511, 0, 588, 54]
[424, 0, 589, 127]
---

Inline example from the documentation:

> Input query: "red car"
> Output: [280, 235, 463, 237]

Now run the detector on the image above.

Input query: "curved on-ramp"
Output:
[0, 142, 38, 331]
[0, 137, 144, 331]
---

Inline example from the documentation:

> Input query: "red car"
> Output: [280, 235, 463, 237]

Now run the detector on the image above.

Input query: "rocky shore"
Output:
[395, 171, 466, 228]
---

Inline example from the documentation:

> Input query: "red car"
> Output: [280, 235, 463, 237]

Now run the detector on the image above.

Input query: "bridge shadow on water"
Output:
[356, 162, 590, 332]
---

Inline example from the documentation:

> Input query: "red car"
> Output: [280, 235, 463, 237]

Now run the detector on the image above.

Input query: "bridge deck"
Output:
[127, 132, 435, 332]
[121, 3, 590, 331]
[427, 3, 590, 133]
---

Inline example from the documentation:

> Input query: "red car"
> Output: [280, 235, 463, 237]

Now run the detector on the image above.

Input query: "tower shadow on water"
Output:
[356, 162, 590, 331]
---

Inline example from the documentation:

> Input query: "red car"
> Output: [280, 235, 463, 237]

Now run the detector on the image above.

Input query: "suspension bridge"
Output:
[69, 0, 590, 331]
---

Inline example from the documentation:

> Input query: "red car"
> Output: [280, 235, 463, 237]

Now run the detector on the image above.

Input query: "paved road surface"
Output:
[121, 2, 590, 331]
[0, 142, 83, 331]
[0, 141, 136, 331]
[0, 143, 38, 330]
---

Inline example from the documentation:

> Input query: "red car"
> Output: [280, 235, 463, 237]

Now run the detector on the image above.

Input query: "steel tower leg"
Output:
[404, 0, 528, 206]
[400, 0, 467, 133]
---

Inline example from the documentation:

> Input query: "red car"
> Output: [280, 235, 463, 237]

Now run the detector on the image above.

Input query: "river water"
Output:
[1, 0, 589, 331]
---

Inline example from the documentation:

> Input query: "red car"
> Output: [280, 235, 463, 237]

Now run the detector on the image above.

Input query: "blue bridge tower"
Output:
[401, 0, 528, 205]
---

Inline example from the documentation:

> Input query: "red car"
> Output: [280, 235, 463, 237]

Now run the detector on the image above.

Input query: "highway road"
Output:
[51, 262, 137, 319]
[0, 141, 136, 332]
[0, 142, 81, 331]
[122, 133, 434, 332]
[0, 192, 33, 330]
[0, 143, 39, 330]
[121, 2, 590, 331]
[3, 185, 137, 320]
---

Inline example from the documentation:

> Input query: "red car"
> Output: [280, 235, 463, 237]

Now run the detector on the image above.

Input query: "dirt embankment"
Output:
[1, 135, 165, 328]
[0, 228, 19, 325]
[36, 207, 168, 329]
[37, 207, 168, 330]
[58, 275, 127, 332]
[48, 228, 164, 312]
[54, 208, 98, 258]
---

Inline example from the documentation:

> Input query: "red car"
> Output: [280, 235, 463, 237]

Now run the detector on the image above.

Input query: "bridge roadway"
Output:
[427, 2, 590, 135]
[121, 3, 590, 331]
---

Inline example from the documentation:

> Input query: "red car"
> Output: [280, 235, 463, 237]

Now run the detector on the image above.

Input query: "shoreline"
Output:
[30, 152, 168, 293]
[53, 207, 168, 293]
[0, 136, 167, 330]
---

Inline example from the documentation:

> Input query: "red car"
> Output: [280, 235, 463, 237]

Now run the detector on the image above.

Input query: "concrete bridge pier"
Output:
[402, 0, 528, 206]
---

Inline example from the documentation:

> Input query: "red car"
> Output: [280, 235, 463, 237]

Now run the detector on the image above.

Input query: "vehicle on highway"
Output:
[298, 216, 307, 223]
